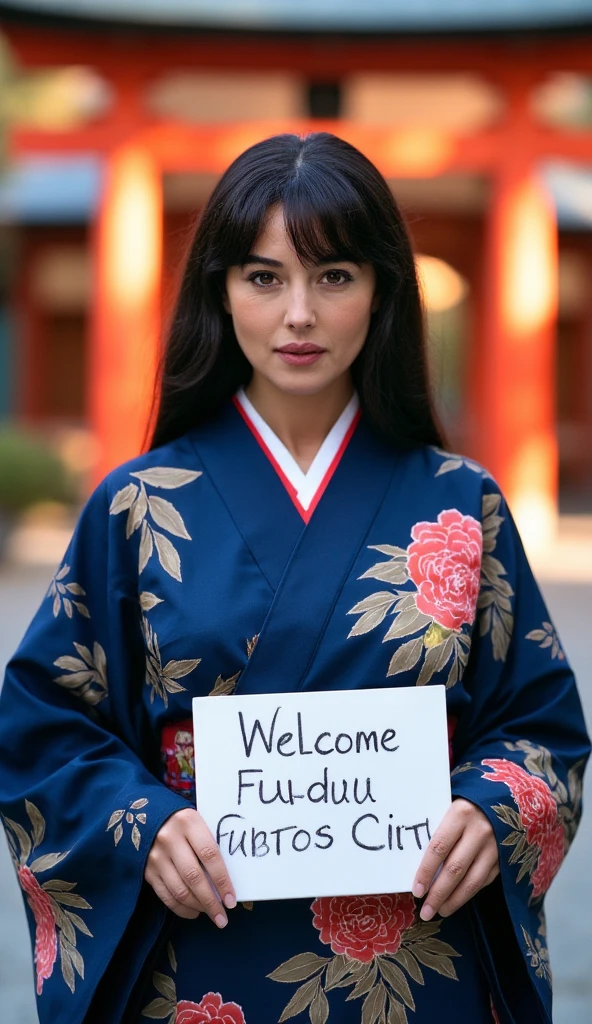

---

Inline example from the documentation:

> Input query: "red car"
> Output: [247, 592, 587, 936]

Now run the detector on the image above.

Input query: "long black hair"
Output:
[149, 132, 445, 451]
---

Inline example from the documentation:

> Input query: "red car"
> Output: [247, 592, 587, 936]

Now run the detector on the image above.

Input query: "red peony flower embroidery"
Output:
[176, 992, 246, 1024]
[531, 824, 565, 898]
[407, 509, 482, 631]
[311, 893, 416, 964]
[481, 759, 558, 845]
[18, 865, 58, 995]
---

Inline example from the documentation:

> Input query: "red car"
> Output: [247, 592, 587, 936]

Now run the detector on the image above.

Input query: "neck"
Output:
[244, 374, 354, 472]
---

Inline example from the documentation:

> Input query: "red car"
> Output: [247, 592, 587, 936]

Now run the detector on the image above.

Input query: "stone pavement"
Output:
[0, 562, 590, 1023]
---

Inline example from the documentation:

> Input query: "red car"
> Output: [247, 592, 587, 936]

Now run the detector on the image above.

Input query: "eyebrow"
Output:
[242, 254, 284, 268]
[241, 253, 361, 268]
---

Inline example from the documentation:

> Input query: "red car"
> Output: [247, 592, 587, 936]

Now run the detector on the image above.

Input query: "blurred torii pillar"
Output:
[89, 142, 162, 486]
[472, 161, 558, 552]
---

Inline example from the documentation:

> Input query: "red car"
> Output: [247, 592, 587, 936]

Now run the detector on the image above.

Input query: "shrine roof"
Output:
[0, 0, 591, 33]
[0, 156, 590, 231]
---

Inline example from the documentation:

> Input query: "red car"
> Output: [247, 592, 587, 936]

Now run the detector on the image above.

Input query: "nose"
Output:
[283, 286, 316, 331]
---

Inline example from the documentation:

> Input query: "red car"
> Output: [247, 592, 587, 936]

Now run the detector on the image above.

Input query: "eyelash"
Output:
[247, 270, 354, 288]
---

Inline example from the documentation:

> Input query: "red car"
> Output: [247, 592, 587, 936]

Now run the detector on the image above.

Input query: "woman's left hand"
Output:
[412, 797, 499, 921]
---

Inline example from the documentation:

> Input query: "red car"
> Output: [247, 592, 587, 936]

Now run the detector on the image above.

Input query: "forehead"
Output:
[249, 205, 360, 268]
[252, 205, 291, 253]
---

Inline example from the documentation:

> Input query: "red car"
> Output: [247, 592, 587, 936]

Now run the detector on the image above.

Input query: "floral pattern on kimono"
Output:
[2, 801, 92, 995]
[269, 894, 461, 1023]
[0, 410, 588, 1024]
[141, 941, 246, 1023]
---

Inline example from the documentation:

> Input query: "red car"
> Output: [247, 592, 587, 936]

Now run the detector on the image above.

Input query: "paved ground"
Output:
[0, 564, 590, 1023]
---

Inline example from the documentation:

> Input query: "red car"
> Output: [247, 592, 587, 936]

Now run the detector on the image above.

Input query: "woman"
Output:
[0, 133, 588, 1024]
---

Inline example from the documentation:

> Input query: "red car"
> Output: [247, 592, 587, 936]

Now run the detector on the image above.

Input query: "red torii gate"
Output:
[6, 25, 592, 544]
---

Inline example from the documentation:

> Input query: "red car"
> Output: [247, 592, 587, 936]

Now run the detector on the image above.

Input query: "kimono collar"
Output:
[234, 387, 361, 518]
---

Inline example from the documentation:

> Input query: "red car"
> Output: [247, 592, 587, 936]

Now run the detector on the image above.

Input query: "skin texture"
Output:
[224, 204, 378, 471]
[145, 205, 499, 926]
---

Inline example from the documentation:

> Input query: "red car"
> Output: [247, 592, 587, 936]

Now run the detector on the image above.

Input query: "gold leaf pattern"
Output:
[53, 641, 108, 705]
[209, 671, 240, 696]
[127, 486, 148, 538]
[431, 447, 492, 480]
[110, 467, 201, 581]
[109, 482, 138, 514]
[152, 530, 182, 581]
[526, 621, 565, 661]
[140, 591, 164, 612]
[139, 521, 154, 574]
[130, 467, 202, 489]
[522, 925, 552, 986]
[148, 496, 191, 539]
[107, 798, 148, 850]
[46, 564, 90, 620]
[477, 493, 514, 661]
[141, 616, 200, 706]
[25, 799, 45, 849]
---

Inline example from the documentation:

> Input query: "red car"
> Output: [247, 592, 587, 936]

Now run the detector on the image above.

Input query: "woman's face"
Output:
[224, 206, 378, 397]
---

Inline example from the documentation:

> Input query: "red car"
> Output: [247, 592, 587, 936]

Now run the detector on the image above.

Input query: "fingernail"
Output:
[214, 914, 227, 929]
[223, 894, 237, 910]
[412, 883, 425, 899]
[420, 904, 434, 922]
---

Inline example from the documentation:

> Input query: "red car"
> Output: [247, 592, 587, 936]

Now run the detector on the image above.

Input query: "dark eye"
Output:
[250, 272, 276, 287]
[323, 270, 352, 285]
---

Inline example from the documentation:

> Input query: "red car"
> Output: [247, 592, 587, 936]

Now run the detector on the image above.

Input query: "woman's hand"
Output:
[412, 798, 499, 921]
[145, 807, 236, 927]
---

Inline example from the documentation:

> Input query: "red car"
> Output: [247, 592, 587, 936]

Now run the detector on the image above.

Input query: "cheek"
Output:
[323, 296, 373, 348]
[230, 295, 278, 343]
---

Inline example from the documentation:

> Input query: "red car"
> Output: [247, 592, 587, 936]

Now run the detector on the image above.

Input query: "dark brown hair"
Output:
[149, 132, 444, 451]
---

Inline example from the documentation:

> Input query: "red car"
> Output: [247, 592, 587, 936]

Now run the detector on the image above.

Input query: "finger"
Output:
[412, 807, 467, 899]
[437, 848, 500, 918]
[148, 873, 201, 920]
[171, 841, 229, 929]
[159, 860, 212, 917]
[418, 832, 482, 919]
[186, 819, 236, 910]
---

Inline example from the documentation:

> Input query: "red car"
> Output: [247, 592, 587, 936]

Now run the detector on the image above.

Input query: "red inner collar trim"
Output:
[232, 396, 361, 524]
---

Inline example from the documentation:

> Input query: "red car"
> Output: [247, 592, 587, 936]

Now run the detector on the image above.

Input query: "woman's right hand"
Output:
[145, 807, 236, 927]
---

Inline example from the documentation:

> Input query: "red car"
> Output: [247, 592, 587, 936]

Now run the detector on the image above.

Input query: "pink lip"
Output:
[276, 350, 325, 366]
[276, 343, 326, 366]
[277, 344, 325, 354]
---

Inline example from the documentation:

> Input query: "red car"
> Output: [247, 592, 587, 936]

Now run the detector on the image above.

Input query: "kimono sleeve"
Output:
[0, 477, 189, 1024]
[450, 481, 591, 1022]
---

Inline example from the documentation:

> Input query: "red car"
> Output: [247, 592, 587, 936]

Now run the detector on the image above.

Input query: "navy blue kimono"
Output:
[0, 399, 589, 1024]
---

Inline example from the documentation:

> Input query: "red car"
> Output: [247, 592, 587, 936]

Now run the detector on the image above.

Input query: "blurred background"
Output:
[0, 1, 590, 1021]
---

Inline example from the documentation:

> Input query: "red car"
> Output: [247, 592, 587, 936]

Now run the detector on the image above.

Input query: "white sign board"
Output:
[192, 685, 450, 901]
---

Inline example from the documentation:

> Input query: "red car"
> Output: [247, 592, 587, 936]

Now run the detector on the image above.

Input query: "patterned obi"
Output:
[161, 719, 195, 802]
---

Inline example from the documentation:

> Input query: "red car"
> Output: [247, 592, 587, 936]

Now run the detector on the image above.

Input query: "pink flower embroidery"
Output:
[531, 825, 565, 897]
[407, 510, 482, 631]
[311, 893, 416, 964]
[481, 759, 558, 845]
[482, 758, 566, 896]
[176, 992, 246, 1023]
[18, 865, 58, 994]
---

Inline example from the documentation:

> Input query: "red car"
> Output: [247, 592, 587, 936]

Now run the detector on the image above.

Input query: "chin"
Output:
[270, 375, 339, 398]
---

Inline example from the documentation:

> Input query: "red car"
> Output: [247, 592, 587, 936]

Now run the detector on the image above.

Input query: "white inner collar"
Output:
[235, 388, 360, 511]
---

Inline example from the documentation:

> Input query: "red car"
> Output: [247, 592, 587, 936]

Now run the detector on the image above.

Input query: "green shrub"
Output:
[0, 425, 76, 513]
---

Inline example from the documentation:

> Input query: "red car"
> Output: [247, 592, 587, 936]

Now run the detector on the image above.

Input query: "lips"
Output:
[276, 344, 325, 354]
